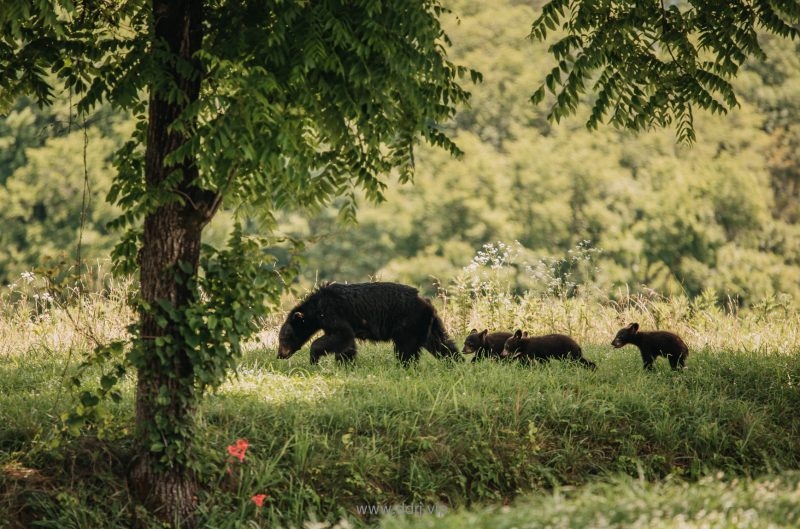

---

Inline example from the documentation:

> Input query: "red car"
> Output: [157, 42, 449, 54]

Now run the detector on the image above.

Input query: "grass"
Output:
[1, 270, 800, 527]
[378, 472, 800, 529]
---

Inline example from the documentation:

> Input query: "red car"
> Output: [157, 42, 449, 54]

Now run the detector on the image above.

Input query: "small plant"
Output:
[448, 241, 519, 332]
[446, 240, 603, 335]
[524, 240, 603, 298]
[213, 438, 271, 523]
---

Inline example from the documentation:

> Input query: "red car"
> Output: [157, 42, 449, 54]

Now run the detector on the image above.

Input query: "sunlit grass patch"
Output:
[378, 472, 800, 529]
[218, 367, 345, 405]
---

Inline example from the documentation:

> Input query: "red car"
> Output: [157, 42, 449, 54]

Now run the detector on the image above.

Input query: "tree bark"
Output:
[128, 1, 210, 527]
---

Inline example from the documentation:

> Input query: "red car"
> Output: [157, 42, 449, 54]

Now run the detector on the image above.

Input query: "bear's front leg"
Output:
[309, 331, 357, 365]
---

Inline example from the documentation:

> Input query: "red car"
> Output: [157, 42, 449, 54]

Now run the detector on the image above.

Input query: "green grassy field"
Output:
[1, 280, 800, 528]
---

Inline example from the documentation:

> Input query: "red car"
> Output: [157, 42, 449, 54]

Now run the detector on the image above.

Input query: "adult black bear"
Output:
[611, 322, 688, 370]
[462, 329, 513, 362]
[500, 329, 596, 369]
[277, 282, 462, 365]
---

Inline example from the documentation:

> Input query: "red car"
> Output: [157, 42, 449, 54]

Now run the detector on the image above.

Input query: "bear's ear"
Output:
[469, 328, 478, 334]
[514, 329, 523, 338]
[629, 322, 639, 333]
[480, 329, 488, 337]
[522, 331, 529, 337]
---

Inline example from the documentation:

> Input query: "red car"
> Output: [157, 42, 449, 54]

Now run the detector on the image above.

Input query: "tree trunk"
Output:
[128, 1, 210, 527]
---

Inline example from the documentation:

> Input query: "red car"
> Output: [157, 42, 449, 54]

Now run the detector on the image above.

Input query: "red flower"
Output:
[227, 438, 249, 463]
[251, 493, 268, 508]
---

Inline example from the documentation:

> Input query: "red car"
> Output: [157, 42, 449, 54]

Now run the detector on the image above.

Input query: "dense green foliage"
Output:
[282, 0, 800, 305]
[0, 98, 127, 283]
[2, 276, 799, 528]
[3, 0, 799, 306]
[530, 0, 800, 142]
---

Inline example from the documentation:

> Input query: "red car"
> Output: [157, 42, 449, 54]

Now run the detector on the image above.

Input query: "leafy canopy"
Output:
[530, 0, 800, 142]
[2, 0, 477, 231]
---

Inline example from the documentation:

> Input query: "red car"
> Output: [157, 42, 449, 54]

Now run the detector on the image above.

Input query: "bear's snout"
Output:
[277, 346, 294, 359]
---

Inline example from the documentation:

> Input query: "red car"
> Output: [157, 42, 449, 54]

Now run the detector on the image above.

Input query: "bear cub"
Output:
[501, 330, 596, 370]
[462, 329, 513, 362]
[611, 322, 688, 370]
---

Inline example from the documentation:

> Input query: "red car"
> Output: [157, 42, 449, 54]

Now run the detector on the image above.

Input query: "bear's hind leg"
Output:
[678, 352, 687, 369]
[428, 337, 462, 361]
[393, 336, 423, 367]
[669, 352, 687, 371]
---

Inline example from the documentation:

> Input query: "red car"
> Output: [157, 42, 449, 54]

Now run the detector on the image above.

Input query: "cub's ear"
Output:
[522, 331, 529, 337]
[514, 329, 523, 338]
[469, 328, 478, 334]
[292, 311, 305, 322]
[629, 322, 639, 333]
[480, 329, 488, 337]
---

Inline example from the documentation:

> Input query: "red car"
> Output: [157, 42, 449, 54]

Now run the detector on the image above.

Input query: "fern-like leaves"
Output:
[530, 0, 800, 142]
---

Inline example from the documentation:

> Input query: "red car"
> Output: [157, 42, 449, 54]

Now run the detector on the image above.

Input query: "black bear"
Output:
[462, 329, 513, 362]
[277, 282, 462, 365]
[611, 322, 688, 370]
[500, 329, 596, 369]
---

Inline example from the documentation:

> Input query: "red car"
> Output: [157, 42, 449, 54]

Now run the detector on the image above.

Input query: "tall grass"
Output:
[444, 242, 800, 354]
[1, 259, 799, 528]
[0, 262, 133, 357]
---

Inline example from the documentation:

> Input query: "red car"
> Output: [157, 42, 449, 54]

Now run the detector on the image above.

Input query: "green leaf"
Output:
[100, 374, 117, 391]
[80, 391, 100, 408]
